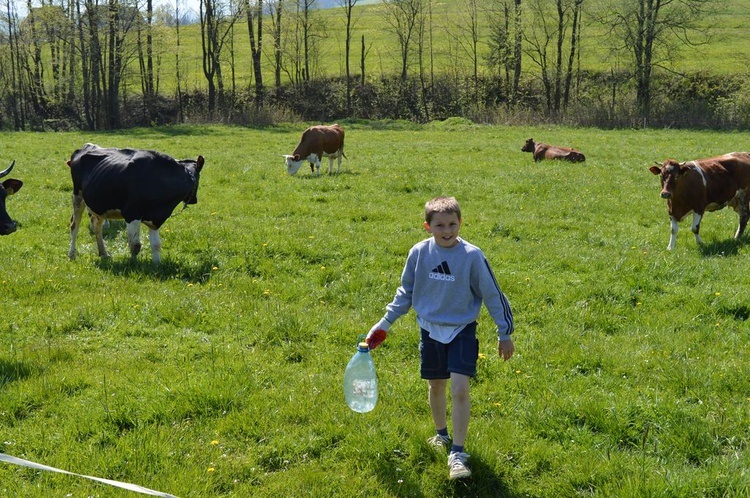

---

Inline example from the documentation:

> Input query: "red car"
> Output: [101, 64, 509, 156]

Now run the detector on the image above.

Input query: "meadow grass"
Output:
[1, 122, 750, 496]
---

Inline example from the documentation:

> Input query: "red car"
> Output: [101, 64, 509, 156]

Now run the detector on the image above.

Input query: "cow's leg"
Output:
[668, 216, 679, 250]
[68, 192, 85, 260]
[148, 228, 162, 264]
[312, 154, 321, 175]
[334, 153, 342, 173]
[126, 220, 142, 259]
[691, 212, 704, 245]
[90, 213, 110, 258]
[733, 190, 749, 239]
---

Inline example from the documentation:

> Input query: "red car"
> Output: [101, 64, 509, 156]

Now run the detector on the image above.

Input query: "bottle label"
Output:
[351, 379, 377, 397]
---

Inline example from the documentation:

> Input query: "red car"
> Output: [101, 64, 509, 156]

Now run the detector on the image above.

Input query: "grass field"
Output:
[2, 122, 750, 497]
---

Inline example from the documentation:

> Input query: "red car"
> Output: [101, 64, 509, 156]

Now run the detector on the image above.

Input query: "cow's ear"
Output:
[649, 165, 662, 175]
[3, 179, 22, 194]
[196, 155, 204, 172]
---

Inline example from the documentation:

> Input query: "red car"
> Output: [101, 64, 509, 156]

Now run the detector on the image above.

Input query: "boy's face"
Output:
[424, 211, 462, 248]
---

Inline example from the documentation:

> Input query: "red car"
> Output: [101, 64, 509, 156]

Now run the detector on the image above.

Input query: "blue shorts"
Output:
[419, 322, 479, 379]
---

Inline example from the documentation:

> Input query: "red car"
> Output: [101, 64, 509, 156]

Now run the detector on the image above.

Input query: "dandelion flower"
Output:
[211, 440, 219, 446]
[207, 467, 215, 473]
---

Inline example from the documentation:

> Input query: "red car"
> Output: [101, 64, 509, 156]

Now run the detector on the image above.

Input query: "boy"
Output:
[366, 196, 515, 480]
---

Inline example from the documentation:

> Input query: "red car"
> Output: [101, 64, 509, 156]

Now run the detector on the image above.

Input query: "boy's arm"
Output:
[366, 249, 417, 348]
[382, 249, 417, 324]
[474, 256, 514, 340]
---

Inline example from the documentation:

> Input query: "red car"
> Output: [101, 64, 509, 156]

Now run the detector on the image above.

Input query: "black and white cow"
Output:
[68, 144, 205, 263]
[0, 161, 23, 236]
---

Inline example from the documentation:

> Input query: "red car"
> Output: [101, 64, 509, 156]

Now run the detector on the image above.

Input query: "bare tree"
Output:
[136, 0, 156, 116]
[200, 0, 239, 113]
[450, 0, 481, 102]
[24, 0, 47, 117]
[269, 0, 283, 90]
[488, 0, 522, 102]
[382, 0, 423, 82]
[245, 0, 263, 108]
[174, 0, 184, 121]
[3, 0, 25, 129]
[524, 0, 583, 113]
[338, 0, 361, 114]
[80, 0, 103, 129]
[601, 0, 714, 125]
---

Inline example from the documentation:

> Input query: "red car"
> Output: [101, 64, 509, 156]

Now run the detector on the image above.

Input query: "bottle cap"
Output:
[358, 341, 369, 351]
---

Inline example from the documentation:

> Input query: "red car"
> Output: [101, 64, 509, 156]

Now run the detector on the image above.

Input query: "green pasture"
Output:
[2, 122, 750, 497]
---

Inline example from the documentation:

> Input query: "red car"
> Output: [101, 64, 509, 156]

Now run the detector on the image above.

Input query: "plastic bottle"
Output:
[343, 340, 378, 413]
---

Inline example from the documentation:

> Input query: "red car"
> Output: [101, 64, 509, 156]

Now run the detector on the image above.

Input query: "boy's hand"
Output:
[498, 339, 515, 361]
[366, 329, 387, 349]
[366, 318, 391, 349]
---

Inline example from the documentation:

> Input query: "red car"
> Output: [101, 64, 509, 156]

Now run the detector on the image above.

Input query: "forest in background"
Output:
[1, 0, 750, 131]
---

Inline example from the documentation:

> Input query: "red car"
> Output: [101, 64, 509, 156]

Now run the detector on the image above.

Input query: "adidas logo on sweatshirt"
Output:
[429, 261, 456, 281]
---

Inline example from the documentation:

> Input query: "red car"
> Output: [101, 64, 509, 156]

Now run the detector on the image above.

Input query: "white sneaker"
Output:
[427, 434, 452, 450]
[448, 451, 471, 479]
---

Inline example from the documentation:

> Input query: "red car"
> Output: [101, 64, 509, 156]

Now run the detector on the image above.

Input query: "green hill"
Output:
[150, 0, 750, 96]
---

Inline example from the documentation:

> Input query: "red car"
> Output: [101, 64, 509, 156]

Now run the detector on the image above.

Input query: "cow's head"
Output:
[521, 138, 535, 153]
[182, 155, 205, 206]
[283, 154, 304, 175]
[649, 159, 686, 199]
[0, 161, 23, 235]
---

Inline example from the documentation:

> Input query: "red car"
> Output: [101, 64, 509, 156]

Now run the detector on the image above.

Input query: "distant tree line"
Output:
[3, 0, 746, 131]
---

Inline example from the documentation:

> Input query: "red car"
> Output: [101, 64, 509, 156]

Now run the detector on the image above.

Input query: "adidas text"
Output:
[429, 272, 456, 282]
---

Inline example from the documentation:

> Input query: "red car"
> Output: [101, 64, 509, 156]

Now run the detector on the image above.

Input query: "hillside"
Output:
[148, 0, 750, 96]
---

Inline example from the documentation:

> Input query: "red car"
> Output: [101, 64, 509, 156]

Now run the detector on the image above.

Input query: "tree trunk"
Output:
[247, 0, 264, 108]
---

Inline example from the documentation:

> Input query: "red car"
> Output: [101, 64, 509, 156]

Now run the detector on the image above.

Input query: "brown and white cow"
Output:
[521, 138, 585, 163]
[649, 152, 750, 250]
[283, 124, 346, 175]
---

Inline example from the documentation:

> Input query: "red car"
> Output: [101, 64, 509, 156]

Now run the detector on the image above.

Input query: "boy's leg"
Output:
[449, 373, 471, 448]
[428, 379, 448, 432]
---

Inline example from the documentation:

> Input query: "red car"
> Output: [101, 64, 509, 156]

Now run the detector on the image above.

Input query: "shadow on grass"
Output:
[0, 359, 34, 389]
[446, 457, 519, 498]
[94, 254, 219, 283]
[373, 452, 520, 498]
[699, 237, 744, 257]
[294, 169, 361, 180]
